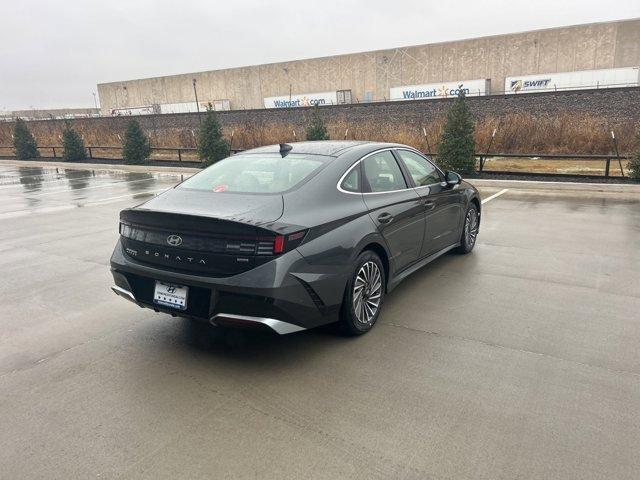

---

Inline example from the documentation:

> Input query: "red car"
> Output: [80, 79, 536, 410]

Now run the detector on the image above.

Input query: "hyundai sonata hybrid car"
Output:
[110, 141, 481, 335]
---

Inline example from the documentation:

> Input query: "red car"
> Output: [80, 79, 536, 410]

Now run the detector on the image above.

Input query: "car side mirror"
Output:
[445, 171, 462, 187]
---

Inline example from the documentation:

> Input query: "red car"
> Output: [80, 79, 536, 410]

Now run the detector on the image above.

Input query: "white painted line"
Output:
[0, 180, 61, 190]
[0, 189, 166, 220]
[23, 177, 167, 197]
[0, 172, 184, 191]
[82, 189, 167, 206]
[0, 204, 76, 220]
[481, 188, 509, 204]
[0, 176, 75, 190]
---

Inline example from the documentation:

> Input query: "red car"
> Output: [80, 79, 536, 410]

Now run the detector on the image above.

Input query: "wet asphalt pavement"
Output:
[1, 161, 640, 479]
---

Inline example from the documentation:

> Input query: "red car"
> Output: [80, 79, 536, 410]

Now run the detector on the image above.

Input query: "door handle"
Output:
[377, 212, 394, 224]
[423, 200, 436, 210]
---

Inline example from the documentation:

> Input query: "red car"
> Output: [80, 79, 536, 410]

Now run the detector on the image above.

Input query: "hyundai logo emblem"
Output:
[166, 234, 183, 247]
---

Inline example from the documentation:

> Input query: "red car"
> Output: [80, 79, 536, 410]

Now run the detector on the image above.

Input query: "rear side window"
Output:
[340, 166, 360, 192]
[179, 154, 328, 193]
[362, 151, 407, 193]
[396, 150, 442, 186]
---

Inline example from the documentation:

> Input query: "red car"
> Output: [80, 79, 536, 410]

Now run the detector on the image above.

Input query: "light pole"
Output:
[283, 67, 292, 106]
[192, 79, 201, 124]
[92, 92, 98, 111]
[611, 130, 624, 177]
[121, 85, 128, 113]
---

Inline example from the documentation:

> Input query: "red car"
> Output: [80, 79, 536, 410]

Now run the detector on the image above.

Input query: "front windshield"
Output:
[179, 154, 328, 194]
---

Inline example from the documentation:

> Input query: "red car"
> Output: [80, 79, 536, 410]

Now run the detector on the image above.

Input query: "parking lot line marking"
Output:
[482, 188, 509, 204]
[0, 189, 166, 220]
[22, 178, 166, 197]
[0, 171, 184, 191]
[0, 204, 76, 219]
[82, 189, 167, 206]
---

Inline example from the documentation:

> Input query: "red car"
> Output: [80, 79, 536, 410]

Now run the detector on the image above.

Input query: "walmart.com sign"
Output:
[390, 79, 489, 101]
[264, 91, 337, 109]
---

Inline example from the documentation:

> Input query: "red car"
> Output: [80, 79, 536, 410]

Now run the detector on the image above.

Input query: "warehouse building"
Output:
[97, 18, 640, 116]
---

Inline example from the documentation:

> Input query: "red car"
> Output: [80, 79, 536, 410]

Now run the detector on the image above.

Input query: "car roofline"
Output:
[239, 141, 387, 158]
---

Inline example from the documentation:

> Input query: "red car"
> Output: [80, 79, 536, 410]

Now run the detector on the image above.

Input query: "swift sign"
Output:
[390, 79, 489, 101]
[264, 91, 337, 109]
[505, 67, 640, 94]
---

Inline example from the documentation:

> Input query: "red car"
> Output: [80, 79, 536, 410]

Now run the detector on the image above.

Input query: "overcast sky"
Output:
[1, 0, 638, 111]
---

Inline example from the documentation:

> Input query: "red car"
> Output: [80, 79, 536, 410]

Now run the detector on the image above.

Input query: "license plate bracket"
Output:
[153, 281, 188, 310]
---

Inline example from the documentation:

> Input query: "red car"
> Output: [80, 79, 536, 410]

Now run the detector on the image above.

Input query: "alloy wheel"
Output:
[464, 208, 479, 248]
[353, 261, 382, 325]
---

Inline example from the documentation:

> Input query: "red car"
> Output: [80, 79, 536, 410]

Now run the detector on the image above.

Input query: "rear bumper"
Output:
[110, 239, 349, 333]
[111, 285, 305, 334]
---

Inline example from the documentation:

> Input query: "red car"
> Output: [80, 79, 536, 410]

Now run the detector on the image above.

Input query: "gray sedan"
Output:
[110, 141, 481, 335]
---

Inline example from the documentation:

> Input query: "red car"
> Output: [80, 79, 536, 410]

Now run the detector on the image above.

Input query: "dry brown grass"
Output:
[226, 121, 299, 149]
[223, 113, 637, 156]
[1, 112, 637, 160]
[481, 157, 629, 176]
[475, 114, 636, 154]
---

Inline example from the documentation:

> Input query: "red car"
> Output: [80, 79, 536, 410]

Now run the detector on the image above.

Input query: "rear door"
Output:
[394, 149, 463, 256]
[360, 150, 424, 271]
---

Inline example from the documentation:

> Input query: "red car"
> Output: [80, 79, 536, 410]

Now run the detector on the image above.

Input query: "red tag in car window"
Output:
[212, 184, 228, 192]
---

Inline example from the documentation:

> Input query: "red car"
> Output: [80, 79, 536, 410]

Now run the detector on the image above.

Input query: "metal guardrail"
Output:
[0, 145, 631, 177]
[479, 152, 631, 178]
[83, 146, 203, 162]
[422, 152, 631, 178]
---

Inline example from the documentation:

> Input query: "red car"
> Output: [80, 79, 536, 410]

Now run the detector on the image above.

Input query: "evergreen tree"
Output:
[197, 104, 230, 167]
[629, 127, 640, 180]
[62, 121, 87, 161]
[436, 88, 476, 174]
[122, 119, 151, 164]
[305, 107, 329, 141]
[13, 118, 40, 159]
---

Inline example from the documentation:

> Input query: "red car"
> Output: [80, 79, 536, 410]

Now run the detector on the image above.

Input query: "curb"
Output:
[0, 159, 201, 175]
[2, 159, 639, 193]
[467, 178, 640, 193]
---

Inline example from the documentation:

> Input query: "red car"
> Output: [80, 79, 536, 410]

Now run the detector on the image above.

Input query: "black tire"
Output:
[456, 203, 480, 254]
[339, 250, 386, 335]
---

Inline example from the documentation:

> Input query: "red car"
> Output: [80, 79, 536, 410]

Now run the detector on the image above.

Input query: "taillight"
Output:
[273, 235, 285, 254]
[273, 230, 308, 255]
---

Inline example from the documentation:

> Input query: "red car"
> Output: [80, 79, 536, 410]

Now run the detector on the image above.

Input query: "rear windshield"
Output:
[179, 153, 328, 194]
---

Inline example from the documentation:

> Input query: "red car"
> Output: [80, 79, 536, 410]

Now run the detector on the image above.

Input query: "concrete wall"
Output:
[97, 18, 640, 113]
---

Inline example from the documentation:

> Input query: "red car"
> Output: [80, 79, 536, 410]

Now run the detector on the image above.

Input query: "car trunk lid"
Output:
[119, 189, 286, 276]
[138, 188, 284, 225]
